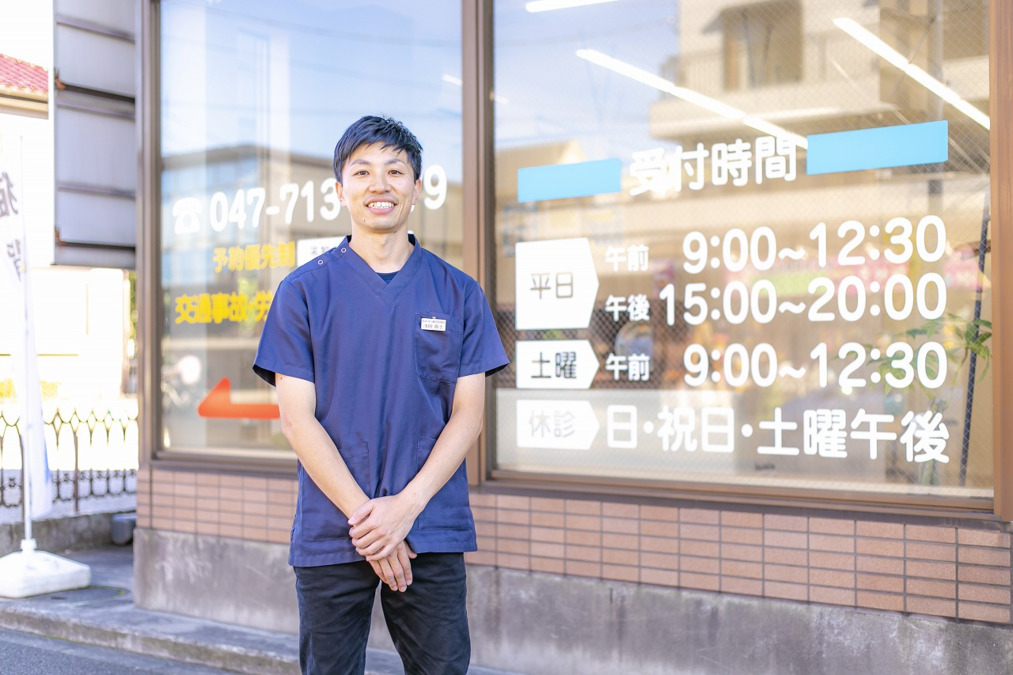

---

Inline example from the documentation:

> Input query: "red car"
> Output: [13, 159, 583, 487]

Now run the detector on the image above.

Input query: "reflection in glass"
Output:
[493, 0, 991, 500]
[159, 0, 462, 456]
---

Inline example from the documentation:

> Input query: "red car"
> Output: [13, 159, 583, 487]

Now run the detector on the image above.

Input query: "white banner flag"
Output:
[0, 137, 51, 520]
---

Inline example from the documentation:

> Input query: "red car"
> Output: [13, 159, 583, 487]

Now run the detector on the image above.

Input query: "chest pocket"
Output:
[415, 312, 464, 383]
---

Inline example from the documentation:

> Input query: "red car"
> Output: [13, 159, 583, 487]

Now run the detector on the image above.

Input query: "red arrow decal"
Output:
[197, 377, 280, 420]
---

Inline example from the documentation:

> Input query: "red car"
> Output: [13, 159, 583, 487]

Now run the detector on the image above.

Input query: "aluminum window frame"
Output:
[138, 0, 1013, 520]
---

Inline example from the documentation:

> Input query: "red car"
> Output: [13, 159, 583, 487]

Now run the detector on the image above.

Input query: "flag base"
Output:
[0, 540, 91, 598]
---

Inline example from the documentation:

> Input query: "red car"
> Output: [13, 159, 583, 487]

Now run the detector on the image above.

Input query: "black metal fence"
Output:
[0, 405, 138, 514]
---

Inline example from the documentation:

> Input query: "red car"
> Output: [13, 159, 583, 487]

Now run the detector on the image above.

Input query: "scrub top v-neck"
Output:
[253, 235, 508, 567]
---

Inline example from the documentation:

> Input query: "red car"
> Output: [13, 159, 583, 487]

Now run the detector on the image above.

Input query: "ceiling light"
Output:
[527, 0, 620, 12]
[442, 73, 509, 104]
[834, 17, 989, 130]
[576, 49, 808, 147]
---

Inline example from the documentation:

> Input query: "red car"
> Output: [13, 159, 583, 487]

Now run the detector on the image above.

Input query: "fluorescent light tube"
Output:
[527, 0, 620, 12]
[576, 49, 808, 147]
[834, 17, 989, 130]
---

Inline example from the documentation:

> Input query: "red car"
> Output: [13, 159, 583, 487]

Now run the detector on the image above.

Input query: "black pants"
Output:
[294, 553, 470, 675]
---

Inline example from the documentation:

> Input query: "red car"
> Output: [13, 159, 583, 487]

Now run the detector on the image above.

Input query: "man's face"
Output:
[337, 142, 421, 237]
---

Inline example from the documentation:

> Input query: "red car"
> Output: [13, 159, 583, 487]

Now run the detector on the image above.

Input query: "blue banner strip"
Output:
[806, 121, 948, 175]
[518, 158, 622, 203]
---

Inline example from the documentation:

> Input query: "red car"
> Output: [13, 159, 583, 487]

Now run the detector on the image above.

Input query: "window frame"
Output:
[138, 0, 1013, 521]
[472, 0, 1013, 521]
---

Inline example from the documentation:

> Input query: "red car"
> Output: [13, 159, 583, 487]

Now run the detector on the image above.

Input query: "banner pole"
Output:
[18, 135, 35, 553]
[0, 62, 89, 602]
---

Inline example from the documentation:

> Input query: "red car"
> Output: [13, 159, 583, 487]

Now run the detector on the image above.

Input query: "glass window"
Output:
[723, 0, 802, 91]
[159, 0, 462, 457]
[493, 0, 992, 502]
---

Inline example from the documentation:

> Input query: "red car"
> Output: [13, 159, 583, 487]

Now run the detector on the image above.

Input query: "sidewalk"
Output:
[0, 546, 517, 675]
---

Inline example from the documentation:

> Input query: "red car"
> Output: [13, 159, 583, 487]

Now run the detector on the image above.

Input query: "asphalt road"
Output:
[0, 628, 235, 674]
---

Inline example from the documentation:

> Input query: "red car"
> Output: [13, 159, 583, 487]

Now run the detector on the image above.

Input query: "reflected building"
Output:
[492, 0, 992, 492]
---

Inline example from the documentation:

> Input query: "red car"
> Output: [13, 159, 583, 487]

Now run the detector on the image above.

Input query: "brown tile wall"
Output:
[137, 467, 1013, 626]
[136, 466, 296, 545]
[466, 493, 1012, 626]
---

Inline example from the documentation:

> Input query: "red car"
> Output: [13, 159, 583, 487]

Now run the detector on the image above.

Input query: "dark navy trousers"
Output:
[294, 553, 470, 675]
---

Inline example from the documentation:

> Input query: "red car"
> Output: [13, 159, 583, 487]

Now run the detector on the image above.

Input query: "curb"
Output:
[0, 587, 300, 674]
[0, 541, 523, 674]
[0, 595, 448, 674]
[0, 587, 521, 674]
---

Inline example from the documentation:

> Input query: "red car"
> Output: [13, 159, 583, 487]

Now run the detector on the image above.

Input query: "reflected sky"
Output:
[161, 0, 462, 172]
[495, 0, 681, 158]
[160, 0, 682, 172]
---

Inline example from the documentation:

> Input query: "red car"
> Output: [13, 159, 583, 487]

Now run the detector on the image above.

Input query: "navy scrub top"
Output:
[253, 235, 509, 567]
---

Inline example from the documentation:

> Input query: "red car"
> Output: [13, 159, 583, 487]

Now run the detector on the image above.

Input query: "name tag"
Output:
[421, 317, 447, 332]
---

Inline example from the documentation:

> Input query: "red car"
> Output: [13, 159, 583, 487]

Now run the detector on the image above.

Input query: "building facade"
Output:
[1, 1, 136, 443]
[135, 1, 1013, 672]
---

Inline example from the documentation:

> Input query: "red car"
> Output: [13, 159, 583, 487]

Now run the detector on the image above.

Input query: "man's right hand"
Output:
[368, 540, 416, 592]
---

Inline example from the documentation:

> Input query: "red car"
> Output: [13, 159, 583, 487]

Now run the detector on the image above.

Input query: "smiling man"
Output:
[252, 115, 508, 675]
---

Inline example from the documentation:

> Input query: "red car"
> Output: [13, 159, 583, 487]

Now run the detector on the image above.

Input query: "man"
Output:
[253, 115, 508, 674]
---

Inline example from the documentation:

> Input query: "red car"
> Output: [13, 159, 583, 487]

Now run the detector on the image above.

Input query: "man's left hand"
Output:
[348, 494, 421, 561]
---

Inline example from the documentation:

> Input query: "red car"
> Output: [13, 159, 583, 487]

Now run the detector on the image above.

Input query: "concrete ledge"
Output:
[134, 527, 300, 633]
[132, 530, 1013, 673]
[134, 529, 399, 653]
[468, 567, 1013, 675]
[0, 511, 132, 556]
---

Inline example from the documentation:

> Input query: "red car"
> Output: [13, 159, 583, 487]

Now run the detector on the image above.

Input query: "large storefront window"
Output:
[159, 0, 462, 457]
[493, 1, 992, 502]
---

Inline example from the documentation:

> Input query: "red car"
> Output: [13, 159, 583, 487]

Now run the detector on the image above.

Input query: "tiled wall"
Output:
[137, 467, 1013, 625]
[136, 466, 296, 545]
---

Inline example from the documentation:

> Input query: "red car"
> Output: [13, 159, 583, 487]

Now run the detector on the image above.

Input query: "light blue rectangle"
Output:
[806, 121, 948, 175]
[517, 158, 622, 203]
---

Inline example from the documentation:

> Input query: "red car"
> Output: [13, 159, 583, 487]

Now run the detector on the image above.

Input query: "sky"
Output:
[159, 0, 681, 170]
[0, 0, 52, 66]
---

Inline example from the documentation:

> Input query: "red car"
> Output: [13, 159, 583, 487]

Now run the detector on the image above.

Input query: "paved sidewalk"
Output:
[0, 546, 516, 674]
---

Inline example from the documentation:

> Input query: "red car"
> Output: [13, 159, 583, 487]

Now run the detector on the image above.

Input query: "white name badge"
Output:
[421, 317, 447, 332]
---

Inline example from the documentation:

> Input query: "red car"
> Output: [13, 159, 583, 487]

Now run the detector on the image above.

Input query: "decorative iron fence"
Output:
[0, 403, 138, 515]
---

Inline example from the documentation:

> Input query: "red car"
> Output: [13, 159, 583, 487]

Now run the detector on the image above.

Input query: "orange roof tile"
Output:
[0, 53, 48, 95]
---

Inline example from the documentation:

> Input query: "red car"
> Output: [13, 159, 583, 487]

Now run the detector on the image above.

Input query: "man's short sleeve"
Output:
[460, 283, 509, 378]
[252, 278, 315, 386]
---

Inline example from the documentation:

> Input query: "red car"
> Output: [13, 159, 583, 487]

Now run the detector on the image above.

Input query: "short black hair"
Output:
[332, 115, 423, 184]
